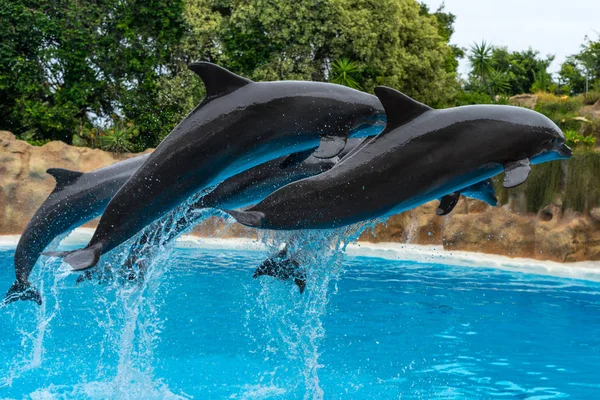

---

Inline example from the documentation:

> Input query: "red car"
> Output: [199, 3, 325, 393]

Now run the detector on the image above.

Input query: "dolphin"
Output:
[73, 151, 345, 286]
[44, 63, 386, 270]
[3, 154, 150, 305]
[226, 87, 572, 230]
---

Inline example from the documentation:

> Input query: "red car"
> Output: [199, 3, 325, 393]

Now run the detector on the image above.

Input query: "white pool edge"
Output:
[2, 228, 600, 282]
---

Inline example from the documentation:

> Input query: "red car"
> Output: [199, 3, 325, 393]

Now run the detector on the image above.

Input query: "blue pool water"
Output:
[1, 243, 600, 399]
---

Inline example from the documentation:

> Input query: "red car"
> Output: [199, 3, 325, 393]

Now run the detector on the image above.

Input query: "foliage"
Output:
[0, 0, 186, 146]
[493, 153, 600, 214]
[452, 89, 494, 106]
[564, 130, 597, 149]
[490, 48, 554, 96]
[17, 135, 51, 147]
[558, 59, 587, 95]
[524, 161, 562, 213]
[531, 70, 552, 93]
[468, 41, 495, 98]
[74, 120, 139, 153]
[330, 59, 362, 89]
[98, 124, 136, 153]
[419, 3, 464, 74]
[487, 69, 511, 95]
[1, 0, 462, 146]
[534, 92, 585, 132]
[558, 35, 600, 97]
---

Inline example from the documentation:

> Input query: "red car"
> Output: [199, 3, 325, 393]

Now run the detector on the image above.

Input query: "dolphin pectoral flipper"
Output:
[437, 192, 461, 216]
[226, 209, 265, 228]
[461, 179, 498, 206]
[43, 242, 103, 271]
[503, 158, 531, 188]
[313, 136, 347, 159]
[3, 281, 42, 306]
[294, 278, 306, 294]
[280, 149, 316, 168]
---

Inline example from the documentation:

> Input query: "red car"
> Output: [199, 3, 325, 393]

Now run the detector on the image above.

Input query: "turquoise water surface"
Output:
[1, 242, 599, 399]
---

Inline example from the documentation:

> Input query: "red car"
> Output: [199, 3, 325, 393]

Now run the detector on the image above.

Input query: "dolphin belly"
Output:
[384, 164, 505, 219]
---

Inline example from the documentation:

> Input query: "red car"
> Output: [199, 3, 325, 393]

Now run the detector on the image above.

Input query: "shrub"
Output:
[534, 92, 585, 132]
[564, 130, 597, 149]
[583, 91, 600, 105]
[73, 120, 138, 153]
[452, 90, 493, 106]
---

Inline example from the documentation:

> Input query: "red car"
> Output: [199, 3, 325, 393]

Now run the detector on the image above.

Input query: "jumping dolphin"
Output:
[226, 87, 572, 230]
[3, 154, 150, 305]
[44, 63, 386, 270]
[73, 151, 346, 286]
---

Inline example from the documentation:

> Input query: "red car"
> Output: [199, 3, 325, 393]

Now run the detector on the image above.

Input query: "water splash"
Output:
[72, 193, 215, 398]
[245, 222, 371, 399]
[0, 233, 71, 388]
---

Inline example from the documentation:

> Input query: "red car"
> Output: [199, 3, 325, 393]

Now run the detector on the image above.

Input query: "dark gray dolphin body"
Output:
[4, 154, 150, 305]
[45, 63, 386, 271]
[227, 87, 572, 230]
[198, 153, 340, 210]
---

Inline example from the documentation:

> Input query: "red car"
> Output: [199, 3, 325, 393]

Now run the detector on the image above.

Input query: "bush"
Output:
[452, 90, 493, 106]
[534, 92, 584, 132]
[73, 120, 139, 153]
[582, 90, 600, 105]
[564, 130, 597, 149]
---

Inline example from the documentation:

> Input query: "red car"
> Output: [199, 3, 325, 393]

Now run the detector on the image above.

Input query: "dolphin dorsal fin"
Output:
[188, 62, 252, 101]
[46, 168, 84, 191]
[374, 86, 432, 133]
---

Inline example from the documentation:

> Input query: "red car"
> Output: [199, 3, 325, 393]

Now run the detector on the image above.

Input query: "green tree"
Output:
[179, 0, 460, 107]
[557, 35, 600, 97]
[419, 2, 464, 74]
[490, 47, 554, 95]
[468, 41, 495, 98]
[575, 35, 600, 96]
[330, 0, 458, 106]
[2, 0, 461, 148]
[0, 0, 185, 147]
[558, 59, 586, 95]
[331, 59, 362, 89]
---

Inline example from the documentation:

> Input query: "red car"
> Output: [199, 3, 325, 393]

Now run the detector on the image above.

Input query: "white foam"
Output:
[2, 228, 599, 282]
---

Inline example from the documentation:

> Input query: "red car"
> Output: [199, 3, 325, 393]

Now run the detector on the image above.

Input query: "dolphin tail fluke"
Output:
[294, 278, 306, 294]
[43, 243, 103, 271]
[224, 209, 265, 228]
[3, 281, 42, 306]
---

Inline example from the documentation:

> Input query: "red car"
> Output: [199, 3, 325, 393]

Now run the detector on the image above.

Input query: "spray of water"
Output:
[0, 233, 72, 388]
[73, 192, 216, 399]
[245, 222, 372, 399]
[2, 184, 383, 399]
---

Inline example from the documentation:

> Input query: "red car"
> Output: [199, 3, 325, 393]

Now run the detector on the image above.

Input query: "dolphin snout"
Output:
[557, 142, 572, 158]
